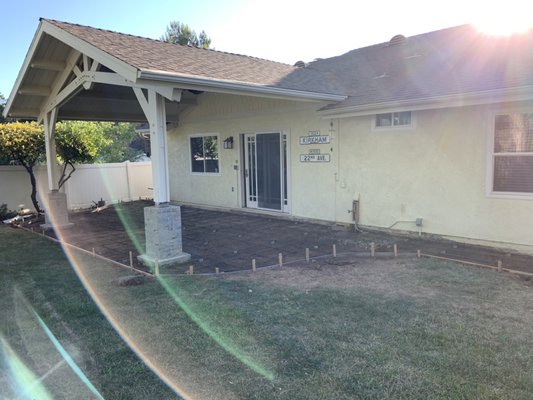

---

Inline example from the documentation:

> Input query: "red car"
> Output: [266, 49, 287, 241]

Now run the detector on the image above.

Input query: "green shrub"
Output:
[0, 203, 17, 220]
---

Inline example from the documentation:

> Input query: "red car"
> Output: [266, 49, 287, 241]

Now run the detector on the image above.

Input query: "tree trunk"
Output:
[24, 165, 42, 213]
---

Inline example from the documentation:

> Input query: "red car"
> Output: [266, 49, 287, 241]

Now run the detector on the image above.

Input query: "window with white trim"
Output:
[375, 111, 412, 128]
[190, 134, 219, 173]
[492, 113, 533, 194]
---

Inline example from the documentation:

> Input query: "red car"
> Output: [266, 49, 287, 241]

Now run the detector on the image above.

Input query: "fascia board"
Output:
[319, 86, 533, 118]
[138, 70, 347, 103]
[3, 21, 46, 118]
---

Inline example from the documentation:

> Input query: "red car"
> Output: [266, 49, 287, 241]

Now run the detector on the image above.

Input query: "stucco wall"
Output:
[168, 93, 337, 221]
[167, 93, 533, 251]
[335, 102, 533, 249]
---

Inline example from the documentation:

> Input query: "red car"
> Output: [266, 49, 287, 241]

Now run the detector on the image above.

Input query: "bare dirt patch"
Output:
[222, 255, 413, 290]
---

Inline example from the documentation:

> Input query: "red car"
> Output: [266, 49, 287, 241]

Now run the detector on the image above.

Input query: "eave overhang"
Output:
[318, 86, 533, 118]
[138, 70, 347, 103]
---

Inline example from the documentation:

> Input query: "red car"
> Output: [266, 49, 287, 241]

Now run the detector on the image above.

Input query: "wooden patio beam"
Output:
[30, 60, 65, 71]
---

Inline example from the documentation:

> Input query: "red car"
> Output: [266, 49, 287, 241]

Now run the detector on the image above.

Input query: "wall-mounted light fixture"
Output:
[223, 136, 234, 149]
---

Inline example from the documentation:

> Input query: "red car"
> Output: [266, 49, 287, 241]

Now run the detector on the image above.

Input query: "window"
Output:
[492, 114, 533, 194]
[190, 134, 219, 173]
[375, 111, 412, 128]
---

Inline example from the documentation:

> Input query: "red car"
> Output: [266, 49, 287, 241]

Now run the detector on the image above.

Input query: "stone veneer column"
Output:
[138, 204, 191, 267]
[41, 190, 73, 229]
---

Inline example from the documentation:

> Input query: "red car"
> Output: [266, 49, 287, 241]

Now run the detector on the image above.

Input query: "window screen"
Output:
[492, 114, 533, 193]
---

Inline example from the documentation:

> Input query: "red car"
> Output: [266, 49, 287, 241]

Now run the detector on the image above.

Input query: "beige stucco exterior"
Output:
[167, 93, 533, 253]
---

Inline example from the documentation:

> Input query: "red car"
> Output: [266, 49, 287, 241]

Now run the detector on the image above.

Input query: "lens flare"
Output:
[0, 335, 54, 400]
[157, 276, 275, 380]
[44, 211, 274, 398]
[31, 306, 105, 400]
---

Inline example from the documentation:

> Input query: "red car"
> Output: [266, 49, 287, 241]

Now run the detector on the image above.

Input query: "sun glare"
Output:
[474, 13, 533, 36]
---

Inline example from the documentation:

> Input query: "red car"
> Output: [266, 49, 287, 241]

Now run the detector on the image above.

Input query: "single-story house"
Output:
[4, 19, 533, 264]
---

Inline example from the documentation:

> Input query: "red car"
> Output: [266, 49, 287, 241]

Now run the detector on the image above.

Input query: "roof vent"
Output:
[389, 34, 406, 46]
[294, 60, 306, 68]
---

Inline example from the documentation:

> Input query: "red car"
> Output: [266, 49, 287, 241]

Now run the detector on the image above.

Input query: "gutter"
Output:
[138, 70, 347, 103]
[318, 85, 533, 118]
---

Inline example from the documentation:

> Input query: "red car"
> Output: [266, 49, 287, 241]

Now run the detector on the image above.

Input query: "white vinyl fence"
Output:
[0, 161, 152, 211]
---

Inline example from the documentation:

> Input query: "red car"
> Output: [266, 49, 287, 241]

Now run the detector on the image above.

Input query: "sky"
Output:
[1, 0, 532, 98]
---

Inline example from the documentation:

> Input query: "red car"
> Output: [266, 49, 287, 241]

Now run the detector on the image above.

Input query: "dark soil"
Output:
[19, 201, 533, 276]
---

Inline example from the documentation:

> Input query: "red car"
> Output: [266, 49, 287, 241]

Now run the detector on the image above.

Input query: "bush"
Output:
[0, 204, 17, 220]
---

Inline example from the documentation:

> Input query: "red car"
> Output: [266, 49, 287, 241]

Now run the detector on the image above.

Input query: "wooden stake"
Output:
[129, 251, 133, 269]
[92, 248, 96, 256]
[155, 260, 160, 277]
[497, 260, 502, 273]
[370, 242, 375, 257]
[189, 265, 194, 275]
[252, 259, 256, 272]
[305, 248, 310, 262]
[215, 267, 220, 274]
[332, 244, 337, 257]
[417, 249, 421, 258]
[278, 253, 283, 267]
[393, 244, 398, 257]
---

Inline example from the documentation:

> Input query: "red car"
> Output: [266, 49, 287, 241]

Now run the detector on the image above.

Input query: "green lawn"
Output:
[1, 226, 533, 399]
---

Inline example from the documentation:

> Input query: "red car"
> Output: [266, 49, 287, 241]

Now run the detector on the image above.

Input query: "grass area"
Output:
[1, 226, 533, 399]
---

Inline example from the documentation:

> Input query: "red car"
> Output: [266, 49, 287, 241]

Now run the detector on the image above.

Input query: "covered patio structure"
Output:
[3, 18, 344, 266]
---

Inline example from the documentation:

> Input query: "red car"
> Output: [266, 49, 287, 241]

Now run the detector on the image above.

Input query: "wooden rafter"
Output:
[18, 85, 51, 97]
[38, 54, 183, 122]
[38, 49, 81, 122]
[30, 60, 65, 71]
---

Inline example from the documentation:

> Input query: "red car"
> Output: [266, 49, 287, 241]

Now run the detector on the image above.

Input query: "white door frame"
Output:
[243, 131, 290, 212]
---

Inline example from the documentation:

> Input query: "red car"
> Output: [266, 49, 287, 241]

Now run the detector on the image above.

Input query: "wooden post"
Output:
[92, 248, 96, 256]
[215, 267, 220, 274]
[393, 244, 398, 257]
[129, 251, 134, 269]
[497, 260, 502, 272]
[417, 249, 421, 258]
[155, 260, 160, 277]
[370, 242, 375, 257]
[252, 259, 256, 272]
[188, 265, 194, 275]
[305, 248, 310, 263]
[332, 244, 337, 257]
[278, 253, 283, 267]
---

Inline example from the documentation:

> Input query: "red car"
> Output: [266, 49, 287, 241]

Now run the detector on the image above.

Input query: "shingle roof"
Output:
[45, 20, 533, 112]
[314, 24, 533, 111]
[45, 19, 348, 96]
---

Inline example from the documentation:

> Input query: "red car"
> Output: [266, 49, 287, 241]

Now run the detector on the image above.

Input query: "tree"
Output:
[0, 120, 146, 211]
[0, 122, 45, 212]
[55, 121, 111, 189]
[0, 93, 6, 124]
[0, 95, 9, 164]
[55, 121, 145, 188]
[161, 21, 211, 49]
[95, 122, 144, 163]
